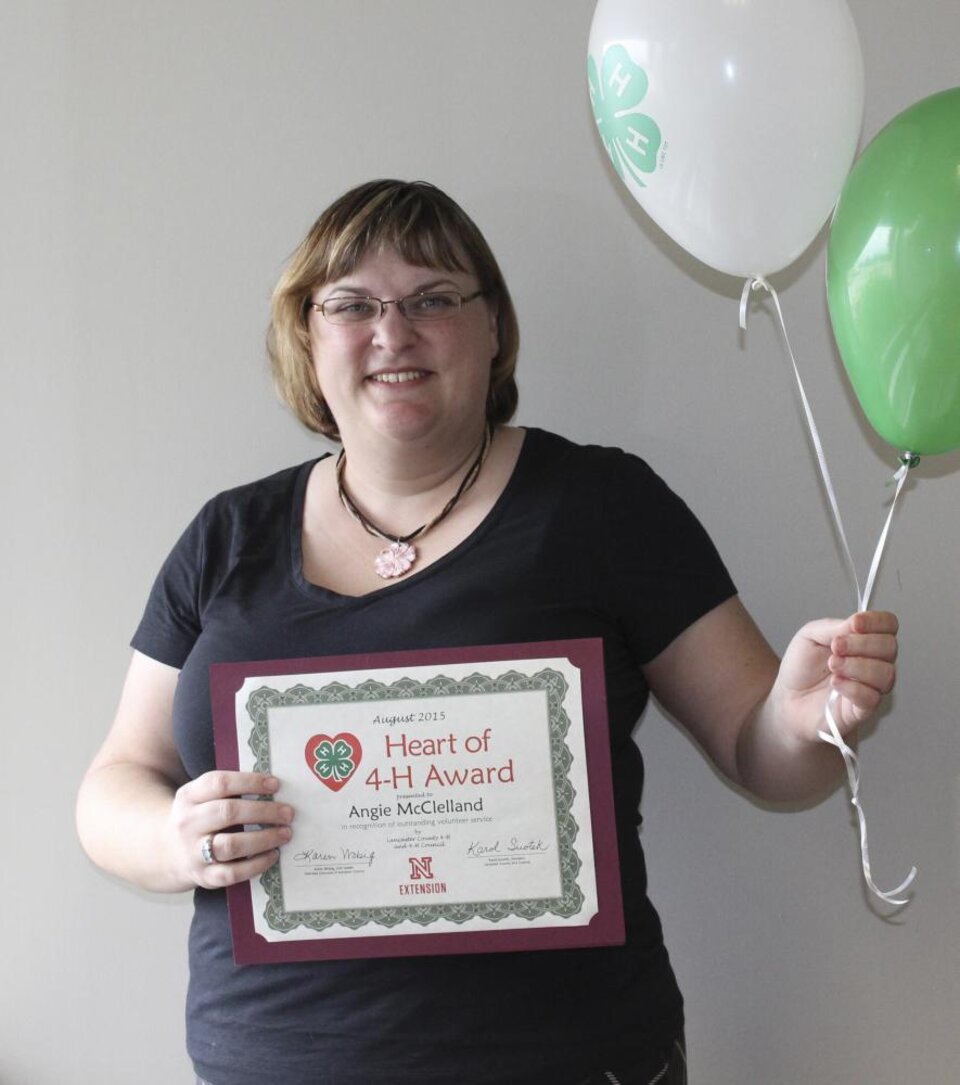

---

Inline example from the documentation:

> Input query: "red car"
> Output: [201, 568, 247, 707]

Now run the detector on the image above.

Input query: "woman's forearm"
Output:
[735, 691, 846, 803]
[645, 600, 896, 805]
[76, 762, 194, 893]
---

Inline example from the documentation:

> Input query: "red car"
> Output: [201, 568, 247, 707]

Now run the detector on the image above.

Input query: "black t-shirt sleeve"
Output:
[130, 504, 208, 669]
[584, 445, 736, 664]
[129, 462, 307, 670]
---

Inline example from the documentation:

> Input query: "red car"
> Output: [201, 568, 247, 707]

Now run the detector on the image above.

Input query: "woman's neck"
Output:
[335, 423, 492, 535]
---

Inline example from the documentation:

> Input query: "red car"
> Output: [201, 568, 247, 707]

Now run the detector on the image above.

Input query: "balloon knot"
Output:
[739, 276, 772, 330]
[899, 452, 921, 470]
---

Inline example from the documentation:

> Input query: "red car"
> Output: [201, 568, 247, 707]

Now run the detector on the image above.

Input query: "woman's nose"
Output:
[371, 301, 417, 347]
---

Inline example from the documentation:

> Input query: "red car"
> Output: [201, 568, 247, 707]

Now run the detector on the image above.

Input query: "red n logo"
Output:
[408, 856, 434, 881]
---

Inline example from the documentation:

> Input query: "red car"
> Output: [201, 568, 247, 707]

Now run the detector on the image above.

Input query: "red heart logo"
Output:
[304, 732, 363, 792]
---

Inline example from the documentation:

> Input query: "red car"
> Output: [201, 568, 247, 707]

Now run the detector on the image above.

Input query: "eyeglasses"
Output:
[309, 289, 486, 326]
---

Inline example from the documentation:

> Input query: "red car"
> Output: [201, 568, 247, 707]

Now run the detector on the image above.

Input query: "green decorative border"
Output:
[245, 668, 585, 933]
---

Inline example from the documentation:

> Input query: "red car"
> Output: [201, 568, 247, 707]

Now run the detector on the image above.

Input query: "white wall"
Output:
[3, 2, 958, 1082]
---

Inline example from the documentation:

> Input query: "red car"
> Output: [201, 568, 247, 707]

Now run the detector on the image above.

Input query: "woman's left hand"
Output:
[775, 610, 899, 742]
[644, 599, 900, 801]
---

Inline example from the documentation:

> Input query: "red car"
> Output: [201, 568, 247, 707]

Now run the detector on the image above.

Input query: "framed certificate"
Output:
[210, 639, 623, 963]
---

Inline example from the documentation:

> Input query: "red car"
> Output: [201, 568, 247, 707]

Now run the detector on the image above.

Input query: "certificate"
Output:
[210, 639, 623, 963]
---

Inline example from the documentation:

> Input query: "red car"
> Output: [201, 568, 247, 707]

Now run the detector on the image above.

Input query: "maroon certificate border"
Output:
[210, 638, 624, 964]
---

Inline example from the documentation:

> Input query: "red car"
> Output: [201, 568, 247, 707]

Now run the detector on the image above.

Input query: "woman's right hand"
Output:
[167, 771, 295, 889]
[78, 653, 298, 894]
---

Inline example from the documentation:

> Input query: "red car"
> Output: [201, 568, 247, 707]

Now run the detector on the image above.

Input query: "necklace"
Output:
[336, 426, 492, 579]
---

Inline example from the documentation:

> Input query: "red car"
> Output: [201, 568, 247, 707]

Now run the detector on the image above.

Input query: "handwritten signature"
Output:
[466, 837, 549, 856]
[293, 847, 376, 867]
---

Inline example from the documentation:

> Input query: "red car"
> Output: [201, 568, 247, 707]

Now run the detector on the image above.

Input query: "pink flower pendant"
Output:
[374, 541, 417, 579]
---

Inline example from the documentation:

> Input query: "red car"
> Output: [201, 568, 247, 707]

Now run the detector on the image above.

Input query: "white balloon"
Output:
[588, 0, 864, 277]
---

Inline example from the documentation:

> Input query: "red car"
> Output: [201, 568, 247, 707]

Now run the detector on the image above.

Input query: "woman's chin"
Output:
[358, 401, 446, 445]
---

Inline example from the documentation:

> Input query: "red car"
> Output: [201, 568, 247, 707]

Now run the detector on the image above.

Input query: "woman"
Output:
[77, 180, 898, 1085]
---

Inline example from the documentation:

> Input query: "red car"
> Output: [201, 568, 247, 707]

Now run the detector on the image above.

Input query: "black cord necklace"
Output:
[336, 426, 493, 579]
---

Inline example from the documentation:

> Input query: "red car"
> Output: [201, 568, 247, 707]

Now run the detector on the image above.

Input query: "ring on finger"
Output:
[200, 833, 219, 865]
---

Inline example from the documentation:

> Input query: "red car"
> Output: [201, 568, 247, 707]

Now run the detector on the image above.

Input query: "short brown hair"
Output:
[267, 179, 520, 440]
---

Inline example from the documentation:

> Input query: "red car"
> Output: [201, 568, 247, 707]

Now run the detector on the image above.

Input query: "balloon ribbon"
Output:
[740, 276, 917, 907]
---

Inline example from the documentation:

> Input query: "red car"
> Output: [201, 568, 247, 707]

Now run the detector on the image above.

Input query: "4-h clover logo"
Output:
[588, 44, 662, 187]
[304, 732, 362, 792]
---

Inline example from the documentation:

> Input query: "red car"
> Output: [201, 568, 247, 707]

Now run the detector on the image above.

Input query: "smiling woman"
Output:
[305, 247, 498, 453]
[76, 179, 900, 1085]
[267, 179, 520, 442]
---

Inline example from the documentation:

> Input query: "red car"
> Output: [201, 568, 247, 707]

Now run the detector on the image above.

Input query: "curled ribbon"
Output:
[740, 276, 917, 907]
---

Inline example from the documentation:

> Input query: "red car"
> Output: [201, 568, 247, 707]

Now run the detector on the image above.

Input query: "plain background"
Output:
[3, 2, 958, 1082]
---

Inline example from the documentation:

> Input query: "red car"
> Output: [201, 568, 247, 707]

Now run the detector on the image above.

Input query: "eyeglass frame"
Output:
[307, 288, 487, 326]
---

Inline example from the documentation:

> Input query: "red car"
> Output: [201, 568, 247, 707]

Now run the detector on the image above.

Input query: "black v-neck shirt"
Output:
[133, 427, 735, 1085]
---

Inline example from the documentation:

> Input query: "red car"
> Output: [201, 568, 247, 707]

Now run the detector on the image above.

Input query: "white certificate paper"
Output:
[211, 640, 623, 963]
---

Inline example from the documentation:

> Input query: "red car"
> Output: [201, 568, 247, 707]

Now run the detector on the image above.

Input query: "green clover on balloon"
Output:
[312, 738, 356, 782]
[588, 44, 661, 186]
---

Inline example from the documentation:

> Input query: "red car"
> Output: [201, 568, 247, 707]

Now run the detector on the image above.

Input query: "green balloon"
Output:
[827, 88, 960, 456]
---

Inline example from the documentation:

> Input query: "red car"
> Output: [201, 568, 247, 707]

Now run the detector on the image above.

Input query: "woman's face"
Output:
[307, 247, 498, 452]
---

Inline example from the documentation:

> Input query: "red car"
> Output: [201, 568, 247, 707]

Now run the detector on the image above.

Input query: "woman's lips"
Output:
[367, 370, 429, 384]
